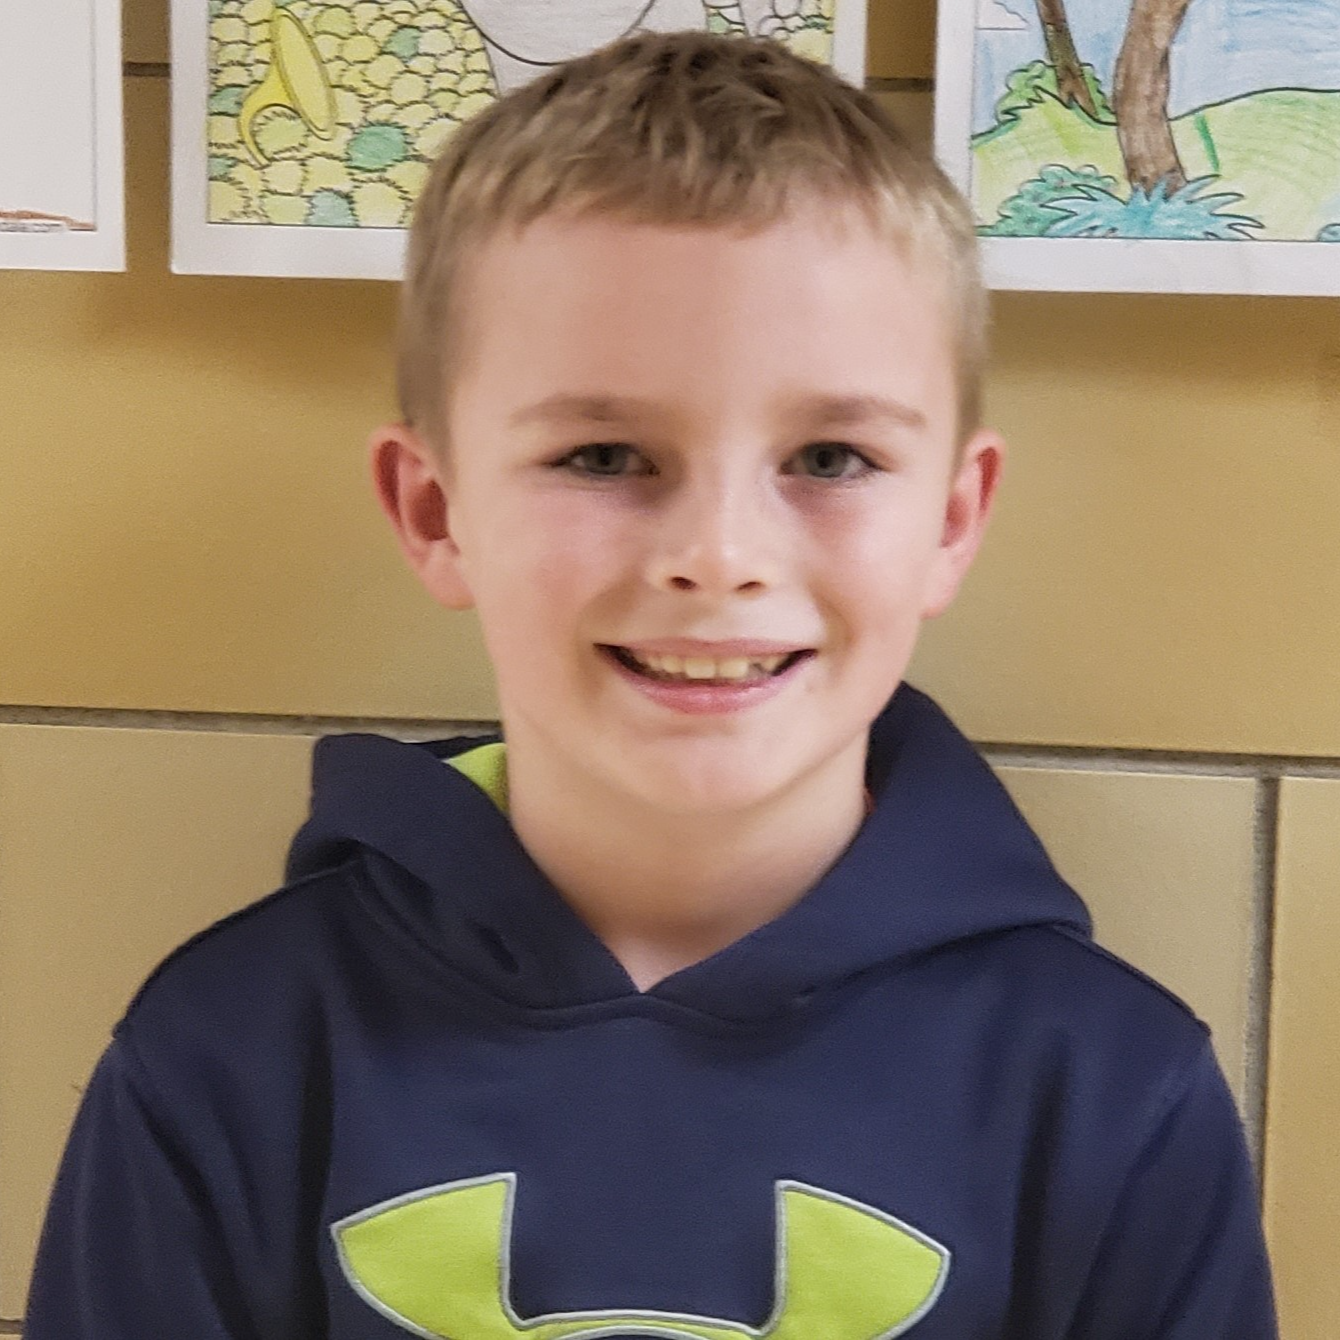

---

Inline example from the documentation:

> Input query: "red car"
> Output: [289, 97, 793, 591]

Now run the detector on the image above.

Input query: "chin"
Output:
[610, 753, 796, 818]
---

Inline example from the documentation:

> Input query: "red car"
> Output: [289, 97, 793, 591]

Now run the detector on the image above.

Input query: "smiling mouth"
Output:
[602, 646, 815, 684]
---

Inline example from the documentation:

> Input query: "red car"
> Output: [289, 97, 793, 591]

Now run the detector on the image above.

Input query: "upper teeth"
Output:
[631, 652, 790, 680]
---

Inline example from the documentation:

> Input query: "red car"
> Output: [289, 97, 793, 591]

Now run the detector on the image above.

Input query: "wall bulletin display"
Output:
[0, 0, 124, 270]
[935, 0, 1340, 294]
[172, 0, 866, 279]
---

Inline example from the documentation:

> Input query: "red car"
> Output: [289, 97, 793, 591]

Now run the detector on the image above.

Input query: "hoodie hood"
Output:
[287, 685, 1090, 1023]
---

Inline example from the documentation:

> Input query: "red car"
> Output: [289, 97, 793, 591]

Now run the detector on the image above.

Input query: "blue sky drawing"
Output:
[973, 0, 1340, 135]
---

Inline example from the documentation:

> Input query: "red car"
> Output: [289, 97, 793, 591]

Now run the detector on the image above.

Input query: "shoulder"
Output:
[998, 921, 1208, 1045]
[117, 858, 381, 1052]
[968, 923, 1217, 1119]
[894, 922, 1217, 1113]
[1017, 922, 1203, 1026]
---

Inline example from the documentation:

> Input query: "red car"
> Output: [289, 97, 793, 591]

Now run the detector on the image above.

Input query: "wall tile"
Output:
[871, 90, 934, 150]
[1264, 778, 1340, 1340]
[995, 766, 1259, 1103]
[0, 78, 496, 722]
[911, 293, 1340, 755]
[7, 83, 1340, 754]
[0, 734, 1280, 1318]
[867, 0, 936, 81]
[0, 726, 315, 1317]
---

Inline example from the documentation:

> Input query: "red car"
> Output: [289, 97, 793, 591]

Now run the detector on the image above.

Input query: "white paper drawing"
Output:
[935, 0, 1340, 294]
[172, 0, 867, 279]
[0, 0, 124, 270]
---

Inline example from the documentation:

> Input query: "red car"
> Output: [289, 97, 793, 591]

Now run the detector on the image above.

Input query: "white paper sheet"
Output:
[935, 0, 1340, 295]
[171, 0, 867, 280]
[0, 0, 124, 270]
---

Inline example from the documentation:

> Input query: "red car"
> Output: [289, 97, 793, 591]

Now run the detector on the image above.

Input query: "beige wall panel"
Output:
[0, 77, 495, 721]
[867, 0, 935, 80]
[0, 726, 315, 1318]
[912, 295, 1340, 754]
[1264, 779, 1340, 1340]
[7, 82, 1340, 752]
[124, 0, 167, 65]
[995, 766, 1258, 1103]
[871, 90, 934, 150]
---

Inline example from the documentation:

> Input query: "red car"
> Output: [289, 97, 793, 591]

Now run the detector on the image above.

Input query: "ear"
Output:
[369, 423, 476, 611]
[923, 428, 1005, 619]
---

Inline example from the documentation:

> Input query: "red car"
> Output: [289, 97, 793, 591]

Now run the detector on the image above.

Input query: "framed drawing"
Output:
[935, 0, 1340, 294]
[172, 0, 866, 279]
[0, 0, 124, 271]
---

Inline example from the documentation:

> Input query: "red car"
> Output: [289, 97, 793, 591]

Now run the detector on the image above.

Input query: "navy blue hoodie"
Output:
[26, 687, 1276, 1338]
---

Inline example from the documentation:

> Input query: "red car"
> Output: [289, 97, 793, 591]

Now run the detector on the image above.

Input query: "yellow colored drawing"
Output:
[240, 10, 337, 164]
[206, 0, 838, 229]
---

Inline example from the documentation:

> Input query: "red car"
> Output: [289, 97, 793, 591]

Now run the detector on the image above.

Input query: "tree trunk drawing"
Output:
[1113, 0, 1195, 194]
[1033, 0, 1098, 118]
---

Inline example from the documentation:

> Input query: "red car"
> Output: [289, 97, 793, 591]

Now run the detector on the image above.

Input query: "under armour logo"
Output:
[333, 1173, 949, 1339]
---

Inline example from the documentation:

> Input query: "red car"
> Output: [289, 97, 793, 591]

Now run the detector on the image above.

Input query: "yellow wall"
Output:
[2, 0, 1336, 1330]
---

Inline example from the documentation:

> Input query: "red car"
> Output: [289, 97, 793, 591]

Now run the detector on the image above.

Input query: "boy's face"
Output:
[375, 206, 1001, 816]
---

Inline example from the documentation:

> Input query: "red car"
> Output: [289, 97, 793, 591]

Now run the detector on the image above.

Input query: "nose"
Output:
[643, 469, 783, 596]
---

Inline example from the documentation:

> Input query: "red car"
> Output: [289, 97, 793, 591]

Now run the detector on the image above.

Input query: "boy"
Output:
[27, 30, 1275, 1339]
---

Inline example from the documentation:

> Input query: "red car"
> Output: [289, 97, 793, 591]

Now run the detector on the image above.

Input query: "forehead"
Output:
[448, 207, 958, 437]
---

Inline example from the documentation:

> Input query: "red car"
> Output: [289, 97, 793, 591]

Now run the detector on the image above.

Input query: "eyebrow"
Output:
[509, 392, 927, 432]
[789, 394, 927, 433]
[509, 395, 650, 428]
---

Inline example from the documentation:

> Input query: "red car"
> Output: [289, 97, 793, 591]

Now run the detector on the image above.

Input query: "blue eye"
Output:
[789, 443, 873, 480]
[561, 443, 651, 477]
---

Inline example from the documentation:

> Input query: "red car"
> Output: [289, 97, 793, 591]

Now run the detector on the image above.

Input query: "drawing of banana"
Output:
[240, 9, 338, 165]
[207, 0, 834, 228]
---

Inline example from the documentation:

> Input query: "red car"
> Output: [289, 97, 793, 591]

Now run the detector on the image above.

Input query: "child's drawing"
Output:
[0, 0, 124, 270]
[935, 0, 1340, 293]
[204, 0, 840, 233]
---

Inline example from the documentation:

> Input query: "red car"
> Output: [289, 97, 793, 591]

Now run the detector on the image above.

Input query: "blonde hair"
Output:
[398, 29, 986, 449]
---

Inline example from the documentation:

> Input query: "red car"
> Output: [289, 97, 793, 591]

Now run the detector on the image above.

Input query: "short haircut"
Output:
[398, 29, 986, 451]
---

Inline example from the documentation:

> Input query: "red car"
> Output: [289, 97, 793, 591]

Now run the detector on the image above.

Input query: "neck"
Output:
[505, 733, 868, 992]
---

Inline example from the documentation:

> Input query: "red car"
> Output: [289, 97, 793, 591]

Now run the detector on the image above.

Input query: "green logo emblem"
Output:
[333, 1173, 949, 1339]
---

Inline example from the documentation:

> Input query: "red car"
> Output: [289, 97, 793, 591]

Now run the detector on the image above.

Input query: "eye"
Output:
[786, 442, 875, 481]
[557, 443, 654, 478]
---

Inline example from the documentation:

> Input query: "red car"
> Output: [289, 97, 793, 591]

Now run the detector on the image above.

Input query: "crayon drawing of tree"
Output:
[970, 0, 1340, 256]
[1033, 0, 1098, 118]
[1114, 0, 1196, 192]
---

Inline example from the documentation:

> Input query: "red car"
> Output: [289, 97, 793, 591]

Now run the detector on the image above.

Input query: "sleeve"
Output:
[23, 1034, 261, 1340]
[1068, 1038, 1278, 1340]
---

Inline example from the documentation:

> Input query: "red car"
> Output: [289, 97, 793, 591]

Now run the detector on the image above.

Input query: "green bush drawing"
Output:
[980, 164, 1119, 236]
[993, 60, 1113, 128]
[973, 73, 1340, 243]
[1040, 177, 1263, 240]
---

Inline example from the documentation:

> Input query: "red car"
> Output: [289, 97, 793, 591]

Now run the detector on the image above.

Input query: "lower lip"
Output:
[601, 649, 809, 715]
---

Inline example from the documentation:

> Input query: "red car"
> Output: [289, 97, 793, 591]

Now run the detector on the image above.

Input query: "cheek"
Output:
[467, 494, 626, 641]
[805, 497, 949, 665]
[810, 492, 946, 590]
